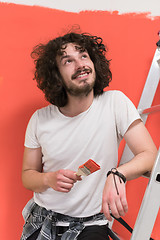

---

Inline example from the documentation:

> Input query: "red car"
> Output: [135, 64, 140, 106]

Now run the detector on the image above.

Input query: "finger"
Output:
[116, 185, 128, 215]
[114, 198, 125, 218]
[57, 171, 76, 184]
[62, 175, 76, 183]
[75, 175, 82, 181]
[109, 200, 120, 219]
[57, 181, 74, 192]
[102, 201, 112, 221]
[120, 197, 128, 214]
[58, 187, 71, 193]
[64, 170, 80, 181]
[59, 181, 74, 189]
[111, 196, 128, 219]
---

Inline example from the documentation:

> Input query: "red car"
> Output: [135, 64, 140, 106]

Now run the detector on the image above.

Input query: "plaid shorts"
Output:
[21, 199, 108, 240]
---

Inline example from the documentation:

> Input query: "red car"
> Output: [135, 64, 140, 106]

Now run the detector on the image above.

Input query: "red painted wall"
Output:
[0, 3, 159, 239]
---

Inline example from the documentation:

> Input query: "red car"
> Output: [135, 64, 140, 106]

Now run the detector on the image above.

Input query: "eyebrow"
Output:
[58, 49, 88, 63]
[59, 55, 70, 62]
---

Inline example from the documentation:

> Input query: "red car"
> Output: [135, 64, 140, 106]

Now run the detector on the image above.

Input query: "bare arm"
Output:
[102, 119, 157, 220]
[117, 119, 157, 179]
[22, 147, 81, 193]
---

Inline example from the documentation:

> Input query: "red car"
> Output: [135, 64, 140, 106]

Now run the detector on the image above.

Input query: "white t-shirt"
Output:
[24, 90, 141, 218]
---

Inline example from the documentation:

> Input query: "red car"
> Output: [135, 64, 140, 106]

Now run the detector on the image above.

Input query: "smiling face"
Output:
[56, 43, 96, 97]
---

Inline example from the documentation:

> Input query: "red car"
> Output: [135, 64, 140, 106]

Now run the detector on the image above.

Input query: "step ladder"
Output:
[120, 43, 160, 239]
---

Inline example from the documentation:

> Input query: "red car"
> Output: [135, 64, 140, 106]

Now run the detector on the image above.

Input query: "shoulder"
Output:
[36, 104, 56, 119]
[98, 90, 127, 102]
[28, 105, 56, 124]
[98, 91, 138, 115]
[103, 90, 126, 97]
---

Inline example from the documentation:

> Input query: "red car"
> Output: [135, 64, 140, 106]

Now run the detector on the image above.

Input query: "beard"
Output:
[63, 79, 95, 97]
[62, 68, 96, 97]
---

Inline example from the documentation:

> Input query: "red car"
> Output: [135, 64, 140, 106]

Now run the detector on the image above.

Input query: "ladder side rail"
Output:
[130, 148, 160, 240]
[138, 48, 160, 112]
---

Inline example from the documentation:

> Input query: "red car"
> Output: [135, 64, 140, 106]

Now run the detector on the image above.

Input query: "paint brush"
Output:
[76, 159, 100, 176]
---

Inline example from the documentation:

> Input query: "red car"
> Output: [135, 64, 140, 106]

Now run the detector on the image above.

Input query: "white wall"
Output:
[1, 0, 160, 17]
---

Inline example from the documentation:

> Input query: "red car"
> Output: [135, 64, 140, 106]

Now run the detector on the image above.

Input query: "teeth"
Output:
[77, 73, 88, 78]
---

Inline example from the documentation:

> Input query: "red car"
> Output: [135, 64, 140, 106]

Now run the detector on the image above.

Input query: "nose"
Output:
[75, 59, 85, 70]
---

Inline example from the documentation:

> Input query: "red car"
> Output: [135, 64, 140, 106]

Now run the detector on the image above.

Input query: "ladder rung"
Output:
[138, 104, 160, 115]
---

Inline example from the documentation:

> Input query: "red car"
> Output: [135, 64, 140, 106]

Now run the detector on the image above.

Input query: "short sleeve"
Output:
[114, 91, 141, 139]
[24, 111, 40, 148]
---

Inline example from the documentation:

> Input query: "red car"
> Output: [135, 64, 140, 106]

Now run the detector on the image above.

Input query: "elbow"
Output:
[144, 148, 158, 177]
[21, 171, 32, 191]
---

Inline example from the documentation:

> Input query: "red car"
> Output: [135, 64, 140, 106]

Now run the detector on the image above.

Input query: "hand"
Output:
[101, 174, 128, 221]
[45, 169, 82, 193]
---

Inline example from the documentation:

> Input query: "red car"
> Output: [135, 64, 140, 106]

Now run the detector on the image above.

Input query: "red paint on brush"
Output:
[79, 159, 100, 173]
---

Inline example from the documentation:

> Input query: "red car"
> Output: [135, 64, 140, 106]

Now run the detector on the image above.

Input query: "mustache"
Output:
[71, 67, 92, 80]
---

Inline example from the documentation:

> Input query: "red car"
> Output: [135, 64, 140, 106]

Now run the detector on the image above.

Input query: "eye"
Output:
[64, 59, 72, 65]
[81, 53, 88, 59]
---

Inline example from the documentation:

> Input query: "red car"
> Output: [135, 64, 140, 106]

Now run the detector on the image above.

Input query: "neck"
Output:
[59, 91, 94, 117]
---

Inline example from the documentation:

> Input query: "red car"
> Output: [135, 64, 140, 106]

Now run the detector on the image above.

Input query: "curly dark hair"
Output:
[31, 32, 112, 107]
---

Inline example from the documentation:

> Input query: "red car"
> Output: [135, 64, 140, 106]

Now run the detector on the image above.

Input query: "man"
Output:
[21, 32, 157, 240]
